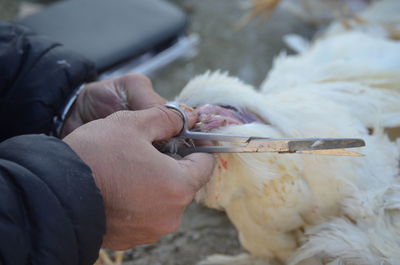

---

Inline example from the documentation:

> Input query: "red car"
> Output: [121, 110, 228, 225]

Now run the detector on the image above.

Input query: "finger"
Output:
[165, 104, 198, 128]
[177, 152, 216, 192]
[116, 74, 166, 110]
[142, 106, 204, 141]
[140, 106, 185, 141]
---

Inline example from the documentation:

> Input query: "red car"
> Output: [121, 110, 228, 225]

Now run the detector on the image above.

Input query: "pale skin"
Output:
[62, 74, 215, 250]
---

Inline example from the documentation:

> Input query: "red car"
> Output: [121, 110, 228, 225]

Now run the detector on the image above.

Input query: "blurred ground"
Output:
[0, 1, 315, 264]
[122, 203, 243, 265]
[155, 0, 315, 99]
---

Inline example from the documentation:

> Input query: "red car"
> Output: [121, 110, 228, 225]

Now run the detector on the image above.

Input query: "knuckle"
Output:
[108, 110, 129, 121]
[108, 110, 142, 127]
[123, 73, 153, 89]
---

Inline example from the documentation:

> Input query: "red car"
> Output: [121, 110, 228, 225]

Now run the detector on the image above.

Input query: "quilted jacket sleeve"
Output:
[0, 21, 105, 265]
[0, 135, 105, 265]
[0, 21, 96, 141]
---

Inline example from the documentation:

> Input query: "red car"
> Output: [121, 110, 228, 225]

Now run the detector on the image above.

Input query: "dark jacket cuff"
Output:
[0, 134, 105, 265]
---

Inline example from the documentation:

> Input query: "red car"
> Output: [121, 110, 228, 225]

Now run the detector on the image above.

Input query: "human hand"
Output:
[61, 74, 165, 137]
[63, 106, 215, 250]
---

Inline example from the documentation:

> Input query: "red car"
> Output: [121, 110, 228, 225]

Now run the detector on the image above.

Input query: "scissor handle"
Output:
[165, 101, 190, 133]
[165, 102, 250, 142]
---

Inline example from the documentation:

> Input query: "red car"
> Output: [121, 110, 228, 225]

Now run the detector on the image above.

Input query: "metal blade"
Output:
[245, 138, 365, 153]
[296, 149, 364, 156]
[177, 138, 365, 156]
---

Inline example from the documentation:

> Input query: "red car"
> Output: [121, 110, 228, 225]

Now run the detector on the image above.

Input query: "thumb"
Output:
[178, 153, 216, 192]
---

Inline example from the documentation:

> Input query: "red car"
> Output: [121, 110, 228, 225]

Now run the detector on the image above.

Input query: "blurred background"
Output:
[0, 0, 316, 264]
[0, 0, 315, 98]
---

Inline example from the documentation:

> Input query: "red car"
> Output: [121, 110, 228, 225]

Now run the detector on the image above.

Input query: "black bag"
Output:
[18, 0, 187, 72]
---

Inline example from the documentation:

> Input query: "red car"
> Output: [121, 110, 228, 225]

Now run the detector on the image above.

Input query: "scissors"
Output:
[165, 102, 366, 157]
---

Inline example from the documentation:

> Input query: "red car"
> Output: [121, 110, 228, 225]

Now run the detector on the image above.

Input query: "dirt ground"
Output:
[0, 0, 315, 264]
[120, 203, 243, 265]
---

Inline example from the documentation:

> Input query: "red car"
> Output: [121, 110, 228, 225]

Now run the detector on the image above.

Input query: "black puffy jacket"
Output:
[0, 22, 105, 265]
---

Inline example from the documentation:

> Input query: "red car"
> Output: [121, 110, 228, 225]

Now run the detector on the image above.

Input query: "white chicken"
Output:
[172, 1, 400, 264]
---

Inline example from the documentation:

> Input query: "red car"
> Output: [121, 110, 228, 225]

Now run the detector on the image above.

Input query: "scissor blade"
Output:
[181, 131, 251, 142]
[177, 138, 365, 156]
[296, 149, 364, 156]
[246, 138, 365, 153]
